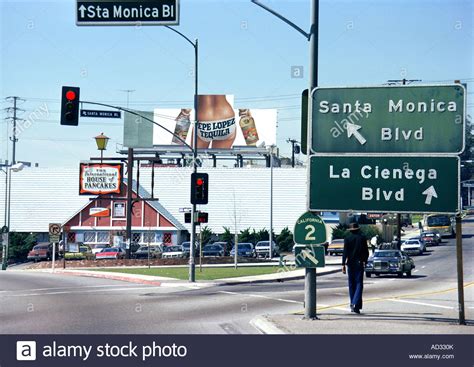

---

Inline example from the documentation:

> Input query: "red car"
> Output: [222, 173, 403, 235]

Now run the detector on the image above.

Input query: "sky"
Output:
[0, 0, 473, 167]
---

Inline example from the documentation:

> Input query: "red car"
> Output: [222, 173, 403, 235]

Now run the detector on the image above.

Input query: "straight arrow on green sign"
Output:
[309, 155, 459, 214]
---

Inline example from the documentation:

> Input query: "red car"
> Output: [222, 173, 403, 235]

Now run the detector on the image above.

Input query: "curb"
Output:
[250, 316, 287, 334]
[57, 270, 163, 286]
[217, 267, 341, 286]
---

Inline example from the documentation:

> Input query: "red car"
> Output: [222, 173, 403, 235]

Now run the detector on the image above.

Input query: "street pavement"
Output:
[0, 220, 472, 334]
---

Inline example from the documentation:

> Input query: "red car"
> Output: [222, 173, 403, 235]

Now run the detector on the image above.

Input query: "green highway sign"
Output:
[294, 245, 325, 268]
[309, 155, 460, 214]
[311, 85, 465, 154]
[293, 211, 327, 245]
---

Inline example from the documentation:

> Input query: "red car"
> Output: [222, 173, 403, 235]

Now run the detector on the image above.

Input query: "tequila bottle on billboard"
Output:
[172, 109, 192, 144]
[239, 109, 259, 146]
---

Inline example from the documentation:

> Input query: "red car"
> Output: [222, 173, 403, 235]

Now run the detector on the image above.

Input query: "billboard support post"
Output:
[126, 148, 134, 259]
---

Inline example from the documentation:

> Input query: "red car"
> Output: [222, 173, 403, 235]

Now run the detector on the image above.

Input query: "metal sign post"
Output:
[455, 214, 466, 325]
[294, 212, 327, 320]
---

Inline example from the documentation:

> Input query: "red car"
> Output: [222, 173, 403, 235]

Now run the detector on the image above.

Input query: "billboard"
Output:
[79, 163, 123, 196]
[152, 95, 277, 148]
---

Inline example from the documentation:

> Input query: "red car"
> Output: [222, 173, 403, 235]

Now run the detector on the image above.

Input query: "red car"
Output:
[27, 244, 54, 262]
[95, 247, 126, 260]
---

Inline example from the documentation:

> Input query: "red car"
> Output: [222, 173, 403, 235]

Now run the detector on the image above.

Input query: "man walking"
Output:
[342, 223, 369, 314]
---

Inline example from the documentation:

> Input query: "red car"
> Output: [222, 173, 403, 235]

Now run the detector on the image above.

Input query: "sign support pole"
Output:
[305, 0, 319, 320]
[304, 268, 317, 319]
[455, 214, 466, 325]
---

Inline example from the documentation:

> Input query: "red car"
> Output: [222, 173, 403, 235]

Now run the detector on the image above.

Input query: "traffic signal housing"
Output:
[191, 173, 208, 205]
[60, 86, 80, 126]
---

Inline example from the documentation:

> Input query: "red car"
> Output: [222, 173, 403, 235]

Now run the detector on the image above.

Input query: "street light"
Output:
[94, 133, 109, 163]
[2, 162, 25, 270]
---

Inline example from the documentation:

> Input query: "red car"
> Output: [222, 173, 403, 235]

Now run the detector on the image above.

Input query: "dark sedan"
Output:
[365, 249, 415, 278]
[202, 244, 225, 257]
[230, 243, 255, 258]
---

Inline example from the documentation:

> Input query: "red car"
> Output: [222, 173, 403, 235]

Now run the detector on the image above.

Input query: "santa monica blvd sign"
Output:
[308, 155, 459, 214]
[76, 0, 179, 26]
[311, 84, 465, 154]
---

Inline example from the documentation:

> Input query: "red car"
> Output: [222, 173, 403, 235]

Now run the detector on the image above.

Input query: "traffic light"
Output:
[197, 212, 208, 223]
[60, 86, 80, 126]
[191, 173, 208, 205]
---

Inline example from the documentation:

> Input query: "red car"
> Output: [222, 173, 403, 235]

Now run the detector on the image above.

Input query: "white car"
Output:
[401, 239, 425, 256]
[162, 245, 185, 259]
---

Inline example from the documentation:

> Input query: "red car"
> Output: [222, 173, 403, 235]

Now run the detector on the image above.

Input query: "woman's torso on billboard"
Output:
[195, 95, 236, 149]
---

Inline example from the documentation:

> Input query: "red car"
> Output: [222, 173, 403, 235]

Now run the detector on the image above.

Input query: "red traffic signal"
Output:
[191, 173, 208, 205]
[60, 86, 80, 126]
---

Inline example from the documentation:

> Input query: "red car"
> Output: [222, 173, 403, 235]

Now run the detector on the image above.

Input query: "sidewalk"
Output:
[251, 313, 473, 335]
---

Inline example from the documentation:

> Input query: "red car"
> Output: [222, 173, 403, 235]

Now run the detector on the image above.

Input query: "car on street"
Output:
[27, 243, 55, 262]
[327, 239, 344, 256]
[365, 249, 415, 277]
[229, 243, 255, 258]
[255, 241, 279, 258]
[202, 243, 225, 257]
[162, 245, 185, 259]
[92, 244, 109, 255]
[133, 244, 163, 259]
[95, 247, 126, 260]
[420, 231, 440, 247]
[401, 239, 426, 255]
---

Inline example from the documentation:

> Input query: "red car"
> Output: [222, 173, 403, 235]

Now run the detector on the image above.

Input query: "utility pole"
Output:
[5, 96, 25, 165]
[120, 89, 135, 109]
[286, 139, 300, 167]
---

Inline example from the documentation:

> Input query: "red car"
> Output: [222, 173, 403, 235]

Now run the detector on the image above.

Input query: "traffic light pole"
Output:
[189, 39, 199, 283]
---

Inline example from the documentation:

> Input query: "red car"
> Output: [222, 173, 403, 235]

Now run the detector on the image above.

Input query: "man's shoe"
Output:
[353, 308, 361, 314]
[350, 304, 355, 313]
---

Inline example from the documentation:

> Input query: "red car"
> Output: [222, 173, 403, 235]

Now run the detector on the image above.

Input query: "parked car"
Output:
[65, 244, 93, 260]
[401, 239, 426, 255]
[162, 245, 185, 259]
[327, 239, 344, 256]
[202, 243, 225, 257]
[92, 244, 109, 255]
[365, 249, 415, 277]
[230, 243, 255, 258]
[133, 244, 163, 259]
[420, 231, 440, 247]
[255, 241, 279, 258]
[181, 241, 199, 258]
[27, 243, 55, 262]
[95, 247, 126, 260]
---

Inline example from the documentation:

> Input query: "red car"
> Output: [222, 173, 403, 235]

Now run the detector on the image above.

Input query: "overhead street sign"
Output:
[293, 212, 327, 245]
[294, 245, 325, 268]
[76, 0, 179, 26]
[81, 109, 121, 118]
[309, 155, 460, 214]
[311, 85, 465, 154]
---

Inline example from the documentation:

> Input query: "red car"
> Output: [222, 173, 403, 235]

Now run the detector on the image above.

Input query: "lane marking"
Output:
[1, 286, 162, 297]
[0, 284, 142, 294]
[387, 298, 454, 310]
[219, 290, 303, 305]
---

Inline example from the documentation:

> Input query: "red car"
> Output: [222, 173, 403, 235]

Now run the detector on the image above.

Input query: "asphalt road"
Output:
[1, 220, 472, 334]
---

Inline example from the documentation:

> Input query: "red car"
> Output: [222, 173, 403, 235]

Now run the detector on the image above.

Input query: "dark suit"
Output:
[343, 230, 369, 311]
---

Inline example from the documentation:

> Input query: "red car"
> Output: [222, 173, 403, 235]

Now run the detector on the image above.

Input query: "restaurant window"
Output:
[84, 232, 96, 243]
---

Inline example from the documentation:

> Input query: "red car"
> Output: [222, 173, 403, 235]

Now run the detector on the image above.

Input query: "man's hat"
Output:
[348, 223, 360, 231]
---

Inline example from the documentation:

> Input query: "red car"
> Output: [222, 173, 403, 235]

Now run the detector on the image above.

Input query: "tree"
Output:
[219, 226, 234, 253]
[461, 114, 473, 181]
[8, 232, 37, 261]
[200, 226, 214, 245]
[276, 227, 294, 252]
[238, 228, 253, 243]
